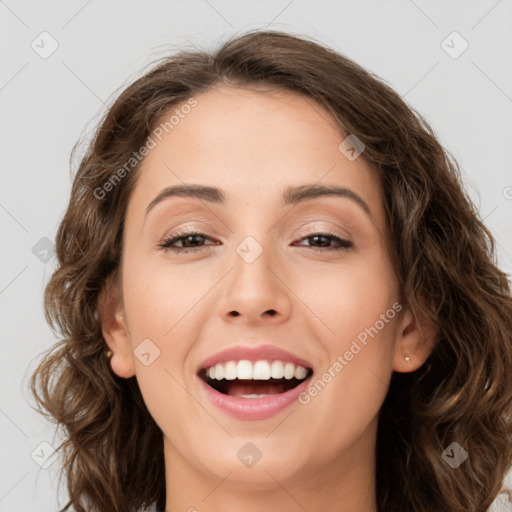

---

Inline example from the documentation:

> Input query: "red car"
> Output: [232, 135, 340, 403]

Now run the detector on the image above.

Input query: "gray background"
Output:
[1, 1, 511, 511]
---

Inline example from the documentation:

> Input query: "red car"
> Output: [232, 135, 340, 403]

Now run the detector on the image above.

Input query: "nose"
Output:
[216, 239, 292, 326]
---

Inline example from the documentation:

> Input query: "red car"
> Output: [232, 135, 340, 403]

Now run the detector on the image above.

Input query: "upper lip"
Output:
[197, 344, 313, 373]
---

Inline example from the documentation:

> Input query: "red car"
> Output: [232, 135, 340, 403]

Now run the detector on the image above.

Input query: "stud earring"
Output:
[404, 355, 412, 363]
[105, 350, 113, 358]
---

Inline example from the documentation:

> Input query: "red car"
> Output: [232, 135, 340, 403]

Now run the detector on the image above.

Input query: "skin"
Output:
[100, 86, 436, 512]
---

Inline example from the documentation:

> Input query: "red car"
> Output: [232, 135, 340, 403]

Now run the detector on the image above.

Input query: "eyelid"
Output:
[294, 219, 353, 239]
[159, 220, 352, 242]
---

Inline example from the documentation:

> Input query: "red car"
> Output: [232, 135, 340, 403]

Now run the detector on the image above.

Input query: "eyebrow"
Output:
[145, 183, 372, 218]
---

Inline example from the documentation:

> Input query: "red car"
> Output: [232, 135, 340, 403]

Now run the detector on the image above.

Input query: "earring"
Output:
[105, 350, 113, 358]
[404, 355, 412, 363]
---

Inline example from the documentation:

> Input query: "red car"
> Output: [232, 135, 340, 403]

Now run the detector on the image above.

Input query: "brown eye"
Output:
[158, 230, 353, 254]
[158, 230, 216, 253]
[294, 232, 353, 252]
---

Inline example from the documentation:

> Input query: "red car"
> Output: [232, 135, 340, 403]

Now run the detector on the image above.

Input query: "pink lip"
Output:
[197, 344, 313, 372]
[198, 373, 313, 421]
[196, 344, 313, 421]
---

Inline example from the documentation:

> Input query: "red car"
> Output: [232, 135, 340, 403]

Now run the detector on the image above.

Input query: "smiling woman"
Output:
[29, 30, 512, 512]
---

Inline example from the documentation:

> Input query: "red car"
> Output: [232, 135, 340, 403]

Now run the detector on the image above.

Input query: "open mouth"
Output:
[198, 361, 314, 398]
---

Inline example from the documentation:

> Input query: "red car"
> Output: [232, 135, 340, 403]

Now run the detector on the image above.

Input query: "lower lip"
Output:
[198, 375, 313, 421]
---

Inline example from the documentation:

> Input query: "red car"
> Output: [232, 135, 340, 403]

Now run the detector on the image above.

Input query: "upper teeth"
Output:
[206, 360, 309, 381]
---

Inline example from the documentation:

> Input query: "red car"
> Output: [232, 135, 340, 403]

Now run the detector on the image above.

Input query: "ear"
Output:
[392, 294, 438, 373]
[97, 273, 136, 379]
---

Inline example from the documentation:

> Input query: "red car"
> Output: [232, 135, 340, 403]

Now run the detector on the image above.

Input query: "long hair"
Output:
[29, 29, 512, 512]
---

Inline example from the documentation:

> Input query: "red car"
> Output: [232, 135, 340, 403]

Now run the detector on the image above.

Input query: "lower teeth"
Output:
[238, 394, 268, 399]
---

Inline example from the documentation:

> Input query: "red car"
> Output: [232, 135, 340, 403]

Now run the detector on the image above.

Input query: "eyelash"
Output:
[157, 228, 353, 254]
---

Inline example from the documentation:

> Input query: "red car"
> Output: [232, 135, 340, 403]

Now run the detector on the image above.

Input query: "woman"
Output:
[30, 29, 512, 512]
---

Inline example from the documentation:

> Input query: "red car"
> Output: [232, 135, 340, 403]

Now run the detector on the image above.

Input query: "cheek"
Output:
[299, 251, 398, 416]
[119, 257, 208, 417]
[301, 252, 398, 340]
[122, 257, 198, 340]
[121, 276, 197, 439]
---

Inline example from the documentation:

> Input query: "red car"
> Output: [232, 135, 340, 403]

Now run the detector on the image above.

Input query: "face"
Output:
[101, 86, 430, 497]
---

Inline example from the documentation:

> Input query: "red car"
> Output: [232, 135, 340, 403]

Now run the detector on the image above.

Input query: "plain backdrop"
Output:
[1, 1, 511, 511]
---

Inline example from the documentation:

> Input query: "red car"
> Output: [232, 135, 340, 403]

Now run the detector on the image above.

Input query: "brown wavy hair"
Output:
[29, 29, 512, 512]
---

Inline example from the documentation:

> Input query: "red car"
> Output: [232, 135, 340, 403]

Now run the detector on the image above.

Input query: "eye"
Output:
[293, 231, 353, 252]
[157, 229, 217, 254]
[158, 229, 353, 254]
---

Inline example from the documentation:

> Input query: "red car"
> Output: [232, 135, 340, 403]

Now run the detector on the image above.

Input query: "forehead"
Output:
[126, 86, 385, 228]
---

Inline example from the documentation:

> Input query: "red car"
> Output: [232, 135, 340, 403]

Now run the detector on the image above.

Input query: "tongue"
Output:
[224, 379, 290, 397]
